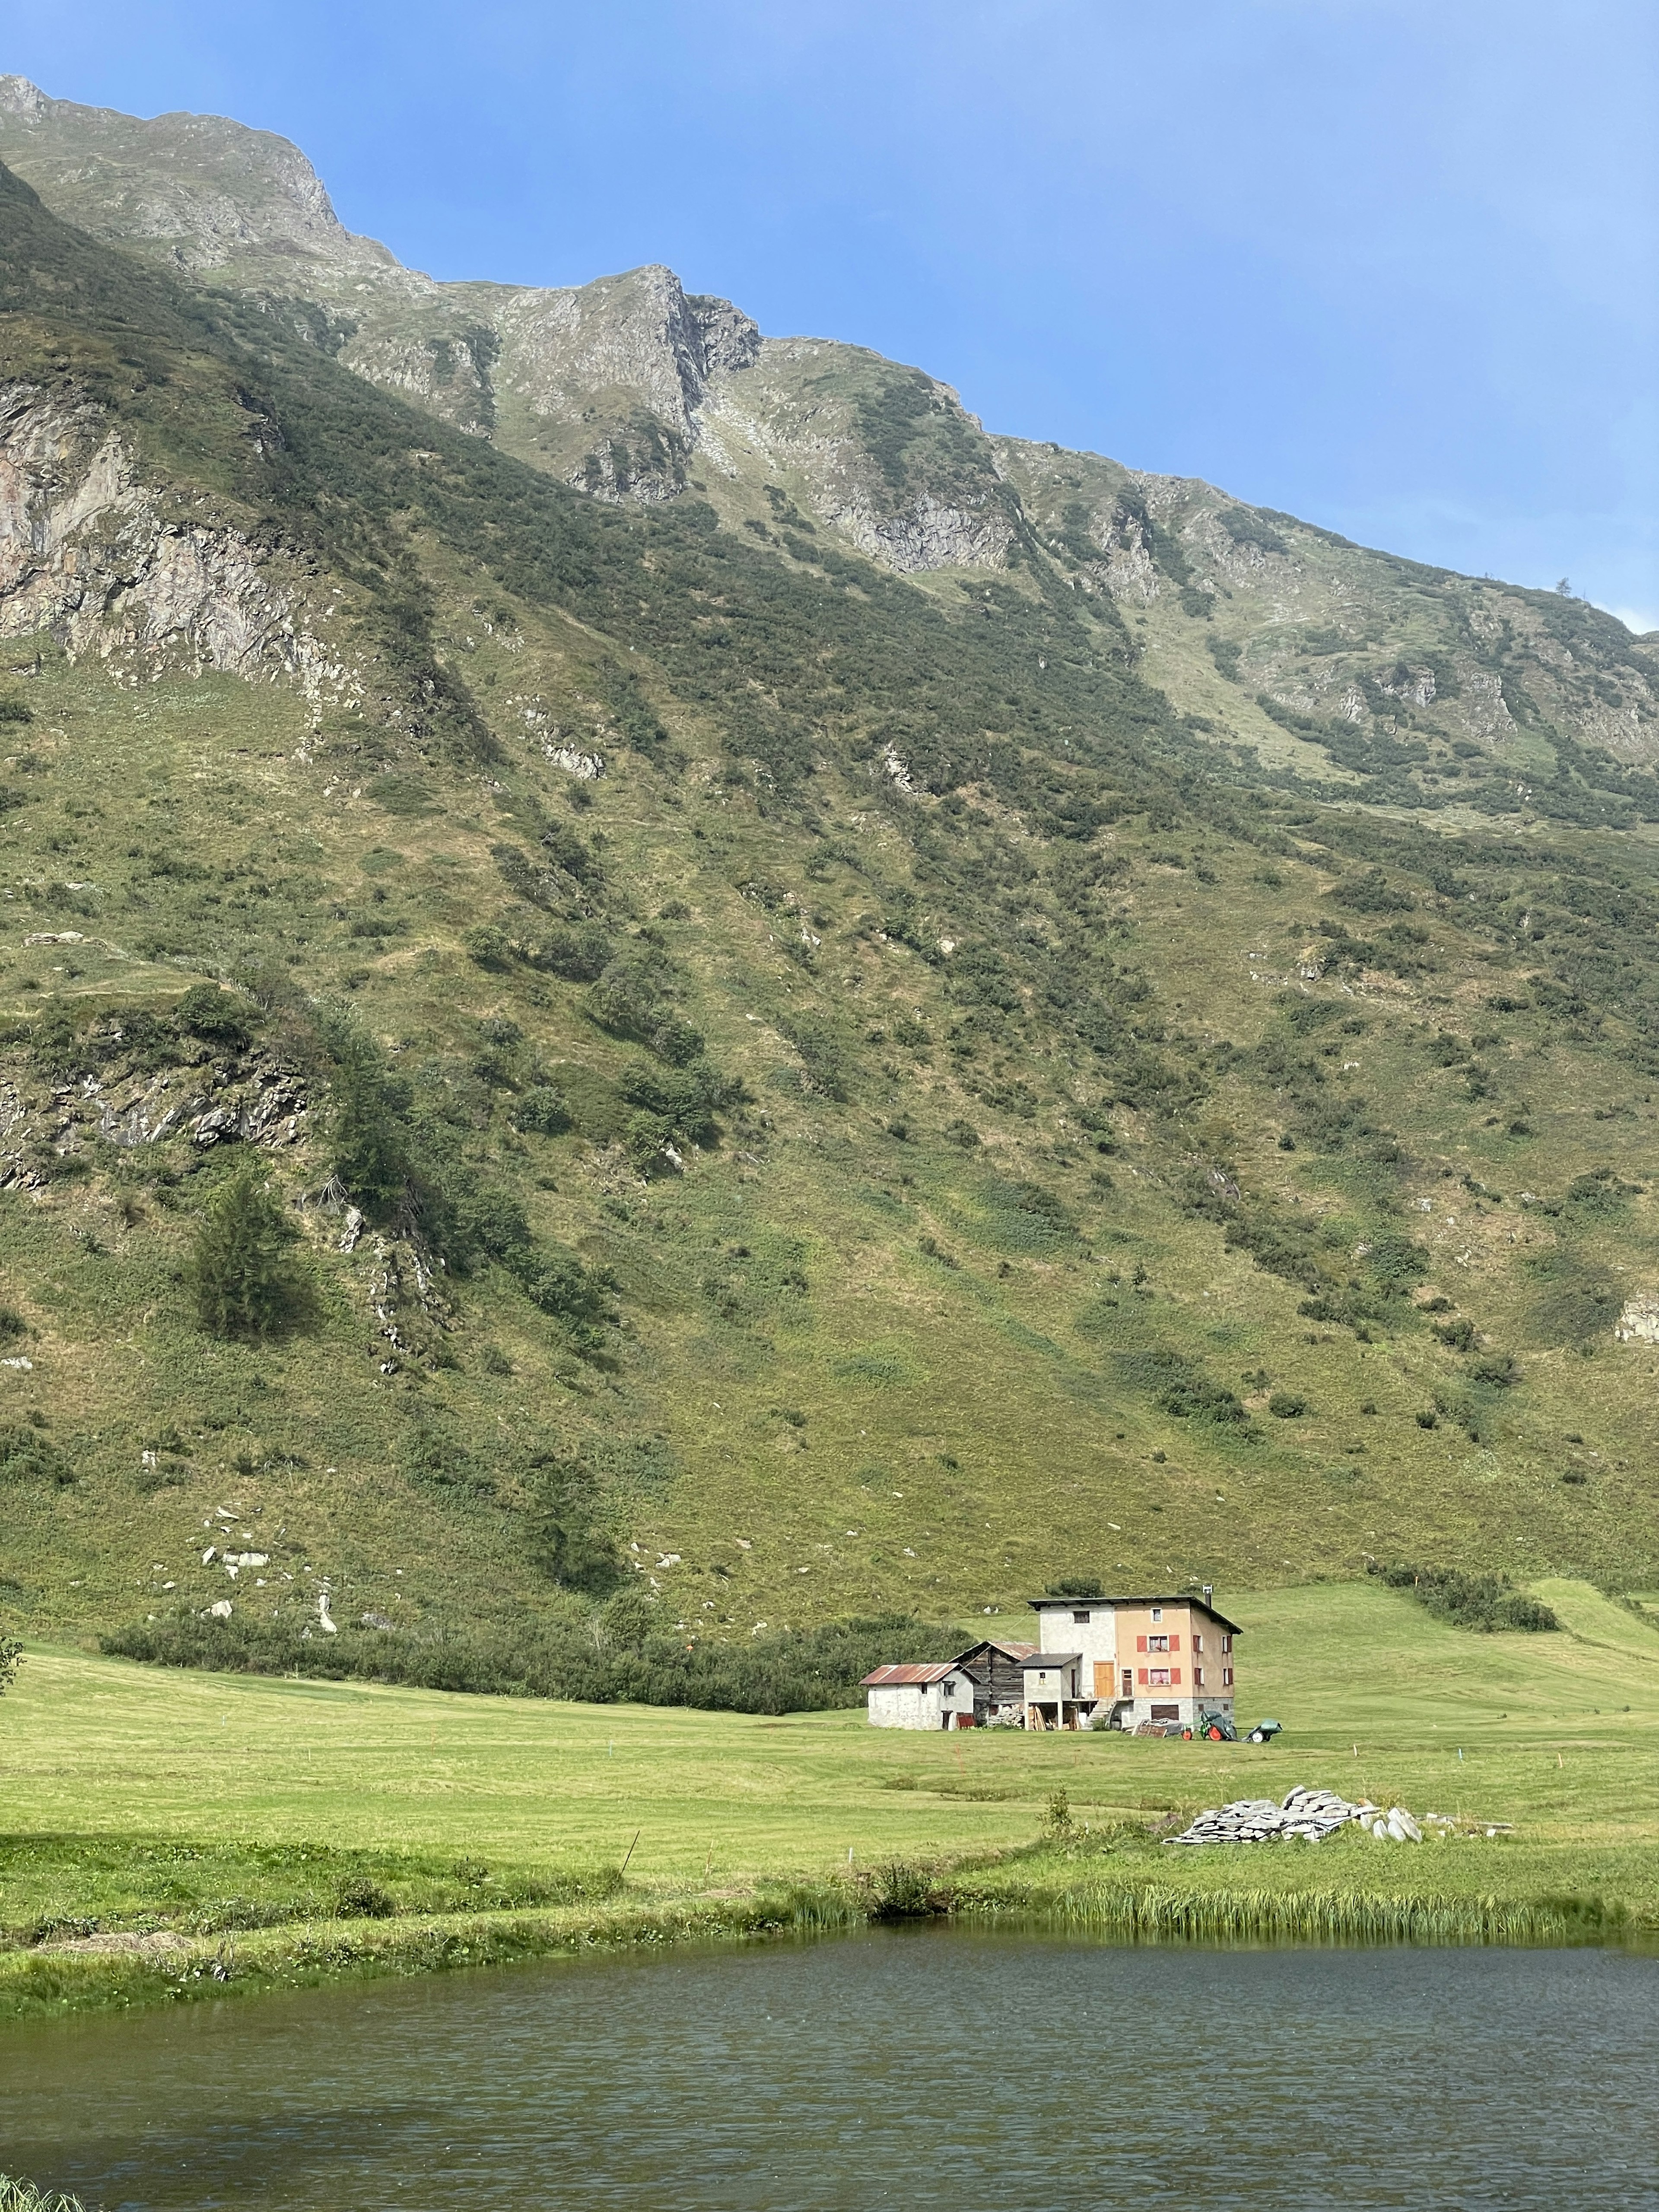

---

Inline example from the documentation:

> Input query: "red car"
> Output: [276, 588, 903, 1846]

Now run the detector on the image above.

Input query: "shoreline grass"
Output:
[5, 1577, 1659, 2025]
[3, 1848, 1653, 2029]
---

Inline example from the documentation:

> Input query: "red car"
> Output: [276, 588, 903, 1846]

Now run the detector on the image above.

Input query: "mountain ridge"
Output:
[2, 97, 1659, 1671]
[4, 72, 1653, 824]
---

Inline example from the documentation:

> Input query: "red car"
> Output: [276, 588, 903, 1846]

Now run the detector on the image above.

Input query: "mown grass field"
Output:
[3, 1577, 1658, 2022]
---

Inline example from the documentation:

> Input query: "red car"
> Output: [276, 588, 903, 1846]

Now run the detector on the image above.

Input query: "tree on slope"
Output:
[189, 1165, 313, 1339]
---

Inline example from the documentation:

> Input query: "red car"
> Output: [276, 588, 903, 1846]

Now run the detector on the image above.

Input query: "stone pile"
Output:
[1168, 1785, 1424, 1846]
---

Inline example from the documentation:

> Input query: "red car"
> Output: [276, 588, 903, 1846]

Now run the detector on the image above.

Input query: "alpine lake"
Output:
[5, 1929, 1658, 2211]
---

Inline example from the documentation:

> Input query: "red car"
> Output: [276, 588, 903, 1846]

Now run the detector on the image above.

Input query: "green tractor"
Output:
[1197, 1712, 1237, 1742]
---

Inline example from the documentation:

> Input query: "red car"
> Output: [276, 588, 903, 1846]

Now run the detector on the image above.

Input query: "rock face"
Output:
[0, 72, 395, 280]
[1, 73, 1653, 766]
[1615, 1295, 1659, 1344]
[0, 380, 343, 704]
[0, 78, 1016, 572]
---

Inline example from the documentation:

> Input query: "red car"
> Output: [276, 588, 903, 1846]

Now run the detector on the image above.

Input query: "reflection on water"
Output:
[5, 1932, 1658, 2210]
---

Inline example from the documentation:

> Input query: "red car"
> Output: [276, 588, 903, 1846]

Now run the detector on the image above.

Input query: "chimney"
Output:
[1201, 1584, 1214, 1606]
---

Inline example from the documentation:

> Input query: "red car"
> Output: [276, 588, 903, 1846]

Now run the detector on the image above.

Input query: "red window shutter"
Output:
[1137, 1666, 1148, 1687]
[1169, 1634, 1181, 1653]
[1171, 1667, 1182, 1687]
[1136, 1634, 1147, 1653]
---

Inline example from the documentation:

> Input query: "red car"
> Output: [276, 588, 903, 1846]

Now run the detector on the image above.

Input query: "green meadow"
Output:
[3, 1575, 1658, 2023]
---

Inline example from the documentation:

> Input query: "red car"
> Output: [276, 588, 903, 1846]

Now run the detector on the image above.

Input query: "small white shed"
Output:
[862, 1661, 975, 1729]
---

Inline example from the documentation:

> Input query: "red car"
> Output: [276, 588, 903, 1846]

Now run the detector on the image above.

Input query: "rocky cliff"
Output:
[2, 73, 1654, 801]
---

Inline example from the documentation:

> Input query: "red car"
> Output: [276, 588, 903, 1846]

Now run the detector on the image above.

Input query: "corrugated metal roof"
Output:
[861, 1662, 960, 1687]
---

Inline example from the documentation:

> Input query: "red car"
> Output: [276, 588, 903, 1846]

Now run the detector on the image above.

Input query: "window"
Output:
[1150, 1606, 1163, 1623]
[1223, 1666, 1234, 1688]
[1150, 1703, 1179, 1722]
[1148, 1667, 1171, 1687]
[1194, 1669, 1205, 1688]
[1221, 1634, 1233, 1654]
[1192, 1633, 1203, 1653]
[1121, 1668, 1133, 1699]
[1072, 1609, 1091, 1624]
[1147, 1634, 1170, 1653]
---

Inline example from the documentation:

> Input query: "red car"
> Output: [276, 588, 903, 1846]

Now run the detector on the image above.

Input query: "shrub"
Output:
[26, 997, 98, 1082]
[1467, 1350, 1520, 1388]
[188, 1167, 314, 1340]
[176, 982, 255, 1050]
[528, 925, 613, 982]
[101, 1608, 962, 1716]
[0, 1637, 20, 1696]
[1367, 1560, 1558, 1632]
[464, 923, 512, 969]
[335, 1876, 396, 1919]
[867, 1861, 948, 1921]
[514, 1246, 617, 1352]
[0, 1424, 74, 1487]
[1267, 1391, 1308, 1418]
[515, 1084, 572, 1136]
[1044, 1575, 1105, 1600]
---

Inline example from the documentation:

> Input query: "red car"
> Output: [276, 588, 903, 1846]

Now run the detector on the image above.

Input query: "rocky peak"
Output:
[0, 75, 394, 278]
[0, 76, 48, 120]
[496, 266, 757, 439]
[686, 293, 762, 378]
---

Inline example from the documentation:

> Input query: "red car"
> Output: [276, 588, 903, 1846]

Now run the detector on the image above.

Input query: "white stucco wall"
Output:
[866, 1672, 974, 1729]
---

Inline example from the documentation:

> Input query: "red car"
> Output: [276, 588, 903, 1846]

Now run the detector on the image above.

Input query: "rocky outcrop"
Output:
[0, 381, 346, 706]
[487, 265, 760, 501]
[0, 72, 397, 280]
[823, 485, 1015, 575]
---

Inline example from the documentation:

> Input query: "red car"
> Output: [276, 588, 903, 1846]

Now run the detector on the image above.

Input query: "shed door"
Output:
[1093, 1662, 1115, 1700]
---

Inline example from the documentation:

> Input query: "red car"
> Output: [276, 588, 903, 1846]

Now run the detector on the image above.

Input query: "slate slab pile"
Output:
[1169, 1786, 1425, 1846]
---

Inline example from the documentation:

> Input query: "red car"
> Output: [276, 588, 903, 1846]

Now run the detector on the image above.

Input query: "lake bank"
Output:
[5, 1576, 1659, 2023]
[6, 1825, 1656, 2027]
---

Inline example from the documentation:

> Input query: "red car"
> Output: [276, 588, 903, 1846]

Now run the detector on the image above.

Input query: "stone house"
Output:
[861, 1659, 976, 1729]
[1028, 1589, 1240, 1732]
[862, 1592, 1241, 1731]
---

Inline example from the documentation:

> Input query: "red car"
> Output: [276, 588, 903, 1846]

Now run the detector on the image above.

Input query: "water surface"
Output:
[5, 1932, 1657, 2209]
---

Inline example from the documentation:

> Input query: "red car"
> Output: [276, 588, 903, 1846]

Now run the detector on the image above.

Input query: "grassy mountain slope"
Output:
[3, 153, 1659, 1675]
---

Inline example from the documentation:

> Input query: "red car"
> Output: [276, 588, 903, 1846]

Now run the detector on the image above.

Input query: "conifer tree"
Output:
[189, 1166, 312, 1339]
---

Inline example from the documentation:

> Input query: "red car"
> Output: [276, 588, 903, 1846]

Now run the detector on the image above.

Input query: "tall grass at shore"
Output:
[1, 2179, 89, 2212]
[4, 1579, 1658, 2022]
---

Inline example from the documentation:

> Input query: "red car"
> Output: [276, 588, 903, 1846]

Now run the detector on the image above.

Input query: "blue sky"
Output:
[10, 0, 1657, 629]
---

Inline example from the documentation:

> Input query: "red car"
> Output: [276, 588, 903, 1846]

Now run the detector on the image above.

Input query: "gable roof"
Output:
[861, 1662, 961, 1688]
[954, 1637, 1038, 1664]
[1026, 1593, 1244, 1636]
